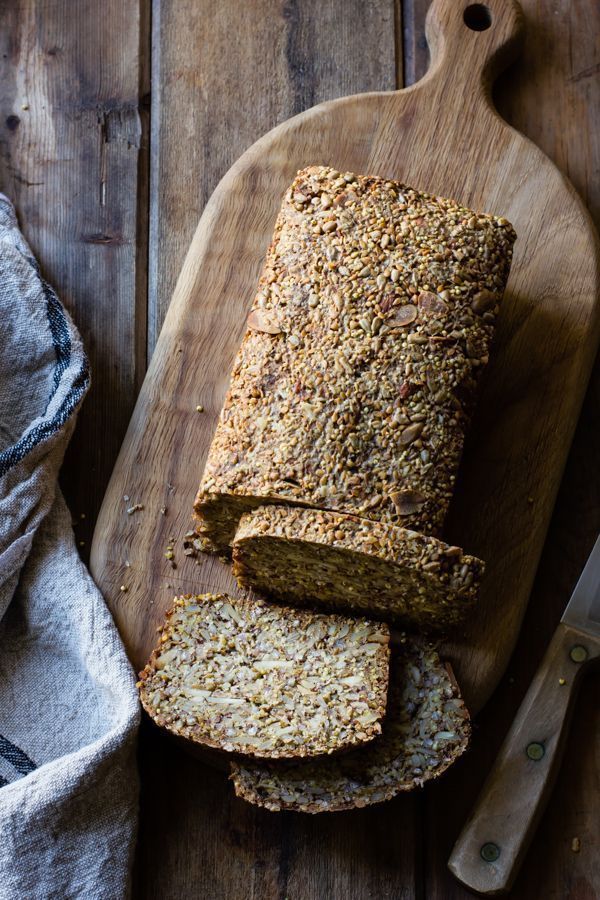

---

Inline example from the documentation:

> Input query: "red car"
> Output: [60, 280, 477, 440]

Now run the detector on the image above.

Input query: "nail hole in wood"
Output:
[463, 4, 492, 31]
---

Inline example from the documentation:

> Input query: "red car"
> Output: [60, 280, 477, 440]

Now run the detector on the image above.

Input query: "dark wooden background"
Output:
[0, 1, 598, 897]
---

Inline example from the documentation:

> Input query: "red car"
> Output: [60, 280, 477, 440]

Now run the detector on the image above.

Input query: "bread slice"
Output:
[137, 593, 390, 759]
[232, 505, 483, 630]
[230, 639, 470, 812]
[195, 165, 516, 554]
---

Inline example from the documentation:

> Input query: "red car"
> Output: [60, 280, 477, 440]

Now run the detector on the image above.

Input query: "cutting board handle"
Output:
[425, 0, 524, 97]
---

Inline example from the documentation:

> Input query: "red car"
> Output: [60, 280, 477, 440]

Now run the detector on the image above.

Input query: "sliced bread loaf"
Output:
[231, 639, 470, 812]
[137, 593, 390, 759]
[196, 165, 516, 554]
[232, 505, 483, 630]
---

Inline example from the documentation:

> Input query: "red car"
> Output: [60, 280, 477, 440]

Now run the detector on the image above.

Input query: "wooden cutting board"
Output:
[91, 0, 600, 715]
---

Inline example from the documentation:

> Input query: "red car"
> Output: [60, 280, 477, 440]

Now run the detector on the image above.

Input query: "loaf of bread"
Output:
[232, 505, 483, 630]
[137, 593, 390, 759]
[230, 639, 470, 812]
[195, 165, 516, 554]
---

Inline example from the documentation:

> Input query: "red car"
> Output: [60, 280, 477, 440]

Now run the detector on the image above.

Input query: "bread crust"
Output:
[232, 504, 484, 630]
[195, 165, 515, 553]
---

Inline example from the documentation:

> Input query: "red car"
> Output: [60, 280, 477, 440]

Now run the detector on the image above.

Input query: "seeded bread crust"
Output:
[230, 640, 470, 813]
[137, 593, 390, 759]
[231, 505, 483, 630]
[195, 165, 516, 554]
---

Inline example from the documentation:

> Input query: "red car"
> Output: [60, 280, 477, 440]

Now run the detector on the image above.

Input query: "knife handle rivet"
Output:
[480, 842, 501, 863]
[526, 741, 545, 760]
[570, 645, 588, 663]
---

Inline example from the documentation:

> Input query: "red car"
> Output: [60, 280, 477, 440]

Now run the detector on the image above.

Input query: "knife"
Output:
[448, 534, 600, 895]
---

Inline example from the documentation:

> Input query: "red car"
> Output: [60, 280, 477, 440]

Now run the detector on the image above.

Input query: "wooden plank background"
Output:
[0, 1, 598, 897]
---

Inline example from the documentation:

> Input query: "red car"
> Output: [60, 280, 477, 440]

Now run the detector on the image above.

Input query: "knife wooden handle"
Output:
[448, 621, 600, 895]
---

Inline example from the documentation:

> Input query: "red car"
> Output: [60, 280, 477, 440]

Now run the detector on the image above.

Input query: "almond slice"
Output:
[247, 309, 283, 335]
[387, 303, 417, 328]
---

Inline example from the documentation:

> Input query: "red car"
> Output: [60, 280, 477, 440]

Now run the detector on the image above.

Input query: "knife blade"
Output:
[448, 534, 600, 895]
[561, 533, 600, 634]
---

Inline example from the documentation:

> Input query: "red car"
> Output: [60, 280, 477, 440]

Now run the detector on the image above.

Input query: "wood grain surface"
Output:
[1, 1, 598, 898]
[0, 0, 150, 549]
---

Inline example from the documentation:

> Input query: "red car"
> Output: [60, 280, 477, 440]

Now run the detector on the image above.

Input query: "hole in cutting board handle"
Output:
[463, 4, 492, 30]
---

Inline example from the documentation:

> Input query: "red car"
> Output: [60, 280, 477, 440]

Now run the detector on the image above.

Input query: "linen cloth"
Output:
[0, 194, 140, 899]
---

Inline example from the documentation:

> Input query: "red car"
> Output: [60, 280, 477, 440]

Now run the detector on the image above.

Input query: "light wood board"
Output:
[91, 0, 600, 715]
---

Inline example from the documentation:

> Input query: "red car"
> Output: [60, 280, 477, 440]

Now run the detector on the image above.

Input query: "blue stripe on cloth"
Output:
[0, 277, 89, 478]
[0, 734, 36, 776]
[0, 775, 8, 787]
[44, 280, 73, 395]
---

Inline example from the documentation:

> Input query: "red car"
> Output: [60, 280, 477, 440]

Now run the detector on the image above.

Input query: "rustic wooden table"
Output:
[1, 1, 598, 897]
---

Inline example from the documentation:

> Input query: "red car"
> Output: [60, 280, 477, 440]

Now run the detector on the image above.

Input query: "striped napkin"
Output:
[0, 195, 139, 899]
